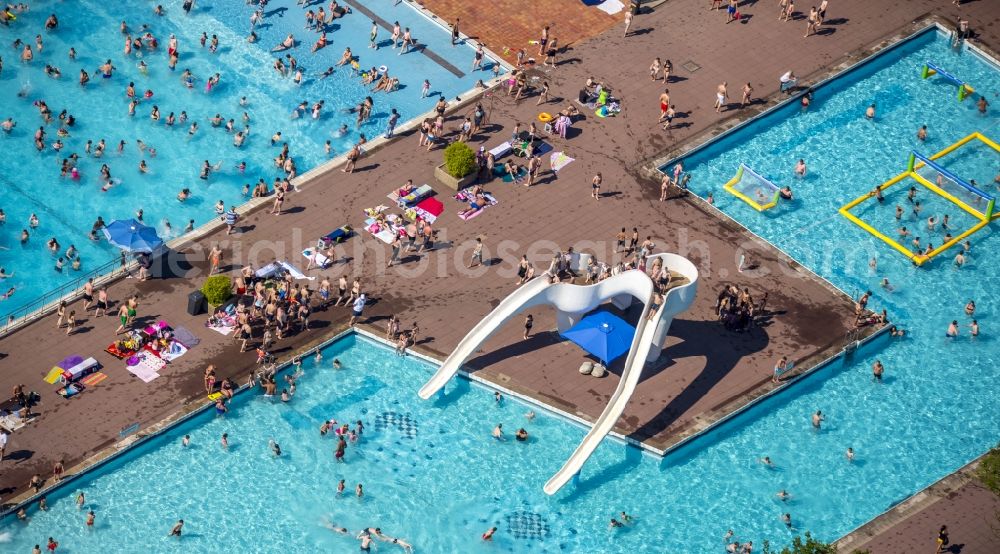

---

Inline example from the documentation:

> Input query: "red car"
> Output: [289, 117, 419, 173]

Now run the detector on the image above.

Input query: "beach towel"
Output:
[364, 217, 397, 244]
[43, 367, 65, 385]
[162, 341, 189, 361]
[413, 197, 444, 223]
[302, 248, 333, 268]
[457, 193, 498, 220]
[416, 197, 444, 217]
[143, 321, 170, 336]
[126, 364, 160, 383]
[147, 340, 188, 362]
[81, 372, 108, 387]
[498, 166, 528, 183]
[363, 205, 390, 217]
[206, 312, 237, 335]
[57, 355, 84, 370]
[280, 261, 315, 280]
[208, 322, 235, 336]
[0, 413, 29, 431]
[459, 208, 484, 220]
[550, 151, 575, 172]
[172, 326, 200, 347]
[105, 342, 136, 359]
[126, 352, 164, 382]
[57, 383, 84, 398]
[595, 0, 625, 15]
[534, 141, 554, 156]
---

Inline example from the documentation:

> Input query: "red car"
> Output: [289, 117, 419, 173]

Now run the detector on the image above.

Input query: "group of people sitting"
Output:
[716, 285, 767, 332]
[359, 66, 399, 93]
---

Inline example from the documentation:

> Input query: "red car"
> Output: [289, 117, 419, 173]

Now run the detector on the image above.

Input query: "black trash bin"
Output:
[187, 290, 207, 316]
[631, 0, 642, 15]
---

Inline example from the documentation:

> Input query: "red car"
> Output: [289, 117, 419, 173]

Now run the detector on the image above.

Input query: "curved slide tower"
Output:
[417, 253, 699, 495]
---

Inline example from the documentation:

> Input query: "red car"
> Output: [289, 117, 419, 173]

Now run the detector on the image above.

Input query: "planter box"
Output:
[434, 163, 476, 191]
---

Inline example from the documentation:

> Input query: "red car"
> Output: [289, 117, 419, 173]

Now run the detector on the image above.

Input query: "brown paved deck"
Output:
[416, 0, 621, 65]
[860, 480, 1000, 554]
[1, 0, 999, 520]
[837, 463, 1000, 554]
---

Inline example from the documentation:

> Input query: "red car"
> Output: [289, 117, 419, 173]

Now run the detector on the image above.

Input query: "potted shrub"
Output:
[434, 142, 478, 190]
[201, 274, 233, 307]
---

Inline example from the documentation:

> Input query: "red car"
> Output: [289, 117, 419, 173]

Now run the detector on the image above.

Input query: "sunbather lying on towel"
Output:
[459, 190, 489, 217]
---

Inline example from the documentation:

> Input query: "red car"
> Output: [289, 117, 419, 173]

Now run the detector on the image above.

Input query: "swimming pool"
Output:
[0, 0, 496, 319]
[2, 24, 999, 554]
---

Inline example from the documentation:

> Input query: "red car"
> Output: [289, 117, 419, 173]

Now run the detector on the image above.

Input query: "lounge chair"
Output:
[61, 357, 100, 383]
[397, 184, 434, 207]
[319, 225, 353, 247]
[488, 141, 512, 159]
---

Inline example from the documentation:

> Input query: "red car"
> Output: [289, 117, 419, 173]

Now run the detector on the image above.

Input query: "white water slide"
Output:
[417, 253, 699, 495]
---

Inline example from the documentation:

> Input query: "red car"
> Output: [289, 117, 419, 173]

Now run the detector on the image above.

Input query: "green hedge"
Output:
[977, 444, 1000, 496]
[201, 275, 233, 306]
[443, 142, 477, 178]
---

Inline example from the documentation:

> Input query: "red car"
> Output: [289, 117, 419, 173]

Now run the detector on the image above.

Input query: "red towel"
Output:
[416, 197, 444, 217]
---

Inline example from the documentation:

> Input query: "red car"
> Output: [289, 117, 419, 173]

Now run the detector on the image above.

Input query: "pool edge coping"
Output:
[833, 452, 990, 552]
[0, 314, 889, 521]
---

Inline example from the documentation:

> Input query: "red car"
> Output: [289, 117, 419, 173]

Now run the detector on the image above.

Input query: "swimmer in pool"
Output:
[865, 103, 876, 119]
[947, 320, 959, 338]
[811, 410, 824, 430]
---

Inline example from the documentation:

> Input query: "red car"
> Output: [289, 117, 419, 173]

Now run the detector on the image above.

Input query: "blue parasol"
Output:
[560, 310, 636, 365]
[102, 219, 163, 253]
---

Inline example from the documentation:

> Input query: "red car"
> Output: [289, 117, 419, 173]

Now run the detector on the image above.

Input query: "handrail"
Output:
[1, 254, 123, 333]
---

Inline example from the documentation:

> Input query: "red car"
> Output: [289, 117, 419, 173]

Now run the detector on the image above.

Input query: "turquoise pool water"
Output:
[2, 25, 1000, 554]
[0, 0, 494, 318]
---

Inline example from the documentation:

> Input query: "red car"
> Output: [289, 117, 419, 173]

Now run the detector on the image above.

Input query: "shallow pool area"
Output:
[4, 328, 995, 554]
[0, 0, 495, 319]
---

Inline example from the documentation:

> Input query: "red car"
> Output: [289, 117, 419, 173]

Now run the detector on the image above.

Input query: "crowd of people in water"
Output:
[0, 0, 500, 301]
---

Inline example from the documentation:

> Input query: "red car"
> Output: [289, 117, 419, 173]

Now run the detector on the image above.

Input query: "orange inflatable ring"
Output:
[537, 112, 553, 122]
